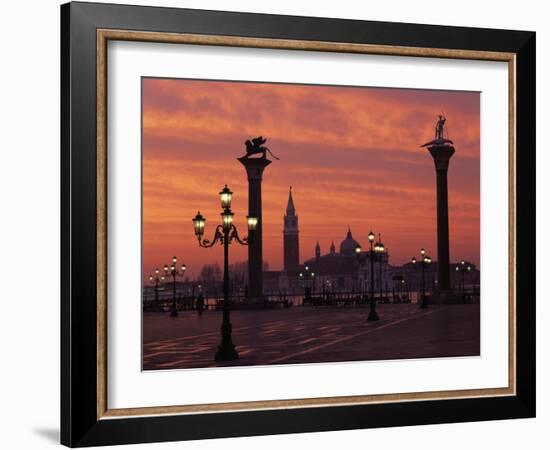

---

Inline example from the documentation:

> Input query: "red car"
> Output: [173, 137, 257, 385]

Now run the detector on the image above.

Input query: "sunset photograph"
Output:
[141, 78, 481, 370]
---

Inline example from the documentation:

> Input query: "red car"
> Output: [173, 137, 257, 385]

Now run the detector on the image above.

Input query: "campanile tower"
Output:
[283, 187, 300, 272]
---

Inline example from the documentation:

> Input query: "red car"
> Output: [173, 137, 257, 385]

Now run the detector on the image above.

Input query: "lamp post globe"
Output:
[221, 209, 234, 232]
[219, 184, 233, 210]
[192, 211, 206, 237]
[246, 215, 258, 232]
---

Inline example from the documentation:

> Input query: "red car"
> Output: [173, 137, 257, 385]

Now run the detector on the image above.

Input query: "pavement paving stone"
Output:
[143, 304, 480, 370]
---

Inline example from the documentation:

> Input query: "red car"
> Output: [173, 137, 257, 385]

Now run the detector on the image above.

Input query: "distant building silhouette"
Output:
[304, 228, 390, 293]
[266, 188, 479, 300]
[339, 227, 361, 255]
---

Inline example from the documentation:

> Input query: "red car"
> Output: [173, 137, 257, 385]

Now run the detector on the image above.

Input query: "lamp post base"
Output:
[215, 344, 239, 362]
[420, 294, 428, 309]
[367, 302, 379, 322]
[215, 322, 239, 362]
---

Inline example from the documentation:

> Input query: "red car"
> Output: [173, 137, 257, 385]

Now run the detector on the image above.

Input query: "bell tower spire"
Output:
[286, 186, 296, 215]
[283, 186, 300, 271]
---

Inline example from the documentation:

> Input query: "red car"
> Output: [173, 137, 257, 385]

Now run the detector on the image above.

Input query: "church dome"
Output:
[339, 228, 361, 255]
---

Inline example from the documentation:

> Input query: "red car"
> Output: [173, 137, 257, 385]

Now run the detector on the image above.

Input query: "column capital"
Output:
[428, 144, 455, 171]
[238, 156, 272, 181]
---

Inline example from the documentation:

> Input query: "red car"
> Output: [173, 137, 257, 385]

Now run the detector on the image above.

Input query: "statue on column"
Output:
[243, 136, 280, 160]
[422, 114, 454, 147]
[435, 114, 446, 139]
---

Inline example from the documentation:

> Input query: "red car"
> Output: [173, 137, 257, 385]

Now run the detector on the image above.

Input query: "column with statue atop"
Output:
[238, 136, 278, 303]
[422, 114, 457, 303]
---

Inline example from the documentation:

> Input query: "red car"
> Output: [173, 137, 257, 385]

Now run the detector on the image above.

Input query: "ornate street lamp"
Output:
[192, 185, 257, 362]
[412, 249, 432, 309]
[148, 268, 165, 310]
[455, 260, 472, 301]
[164, 256, 187, 317]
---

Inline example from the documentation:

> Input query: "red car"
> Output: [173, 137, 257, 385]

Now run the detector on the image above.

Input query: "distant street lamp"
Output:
[299, 265, 316, 300]
[192, 184, 257, 362]
[455, 259, 472, 301]
[148, 268, 165, 310]
[411, 248, 432, 309]
[164, 256, 187, 317]
[356, 230, 379, 322]
[374, 233, 385, 302]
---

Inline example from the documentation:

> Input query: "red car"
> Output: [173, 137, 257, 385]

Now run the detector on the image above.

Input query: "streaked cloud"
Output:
[142, 78, 480, 279]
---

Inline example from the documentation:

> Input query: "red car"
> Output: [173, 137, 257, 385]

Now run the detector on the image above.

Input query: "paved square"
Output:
[143, 304, 479, 370]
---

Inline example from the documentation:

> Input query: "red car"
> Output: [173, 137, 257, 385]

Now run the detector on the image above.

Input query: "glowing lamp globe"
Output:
[247, 215, 258, 231]
[192, 212, 206, 236]
[221, 209, 234, 231]
[219, 185, 233, 209]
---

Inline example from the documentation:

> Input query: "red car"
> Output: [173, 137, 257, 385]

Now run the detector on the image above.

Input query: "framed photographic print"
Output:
[61, 1, 536, 447]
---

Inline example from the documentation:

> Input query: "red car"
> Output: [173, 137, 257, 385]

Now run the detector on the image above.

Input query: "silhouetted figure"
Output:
[421, 114, 454, 147]
[435, 114, 446, 139]
[244, 136, 280, 160]
[196, 293, 205, 317]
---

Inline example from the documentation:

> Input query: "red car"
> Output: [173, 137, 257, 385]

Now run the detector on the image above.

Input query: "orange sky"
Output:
[142, 78, 480, 280]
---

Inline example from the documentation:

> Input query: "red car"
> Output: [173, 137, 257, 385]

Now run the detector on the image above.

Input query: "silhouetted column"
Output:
[427, 145, 455, 291]
[238, 156, 272, 302]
